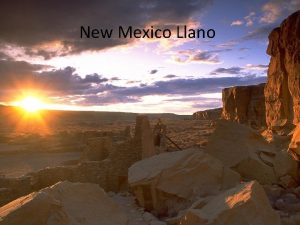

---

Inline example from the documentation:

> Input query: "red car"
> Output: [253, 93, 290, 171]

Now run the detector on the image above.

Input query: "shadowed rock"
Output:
[179, 181, 280, 225]
[222, 83, 266, 129]
[265, 10, 300, 132]
[128, 149, 240, 217]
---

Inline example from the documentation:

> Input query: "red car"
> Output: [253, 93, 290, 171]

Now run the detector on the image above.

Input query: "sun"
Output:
[19, 96, 44, 113]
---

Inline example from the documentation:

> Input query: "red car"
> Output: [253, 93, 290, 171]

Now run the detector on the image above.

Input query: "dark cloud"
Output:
[110, 77, 121, 81]
[191, 51, 220, 63]
[210, 67, 242, 75]
[0, 0, 212, 58]
[150, 69, 158, 74]
[0, 58, 266, 106]
[0, 60, 48, 89]
[111, 76, 266, 98]
[0, 59, 112, 95]
[245, 64, 268, 70]
[82, 74, 108, 83]
[164, 74, 178, 79]
[210, 64, 268, 76]
[0, 52, 12, 60]
[56, 75, 266, 106]
[165, 96, 222, 110]
[241, 25, 276, 40]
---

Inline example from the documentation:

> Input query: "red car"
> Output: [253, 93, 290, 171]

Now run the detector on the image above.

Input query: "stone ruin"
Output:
[0, 115, 158, 206]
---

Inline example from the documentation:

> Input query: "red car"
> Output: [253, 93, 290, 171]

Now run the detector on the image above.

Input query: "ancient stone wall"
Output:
[0, 115, 156, 206]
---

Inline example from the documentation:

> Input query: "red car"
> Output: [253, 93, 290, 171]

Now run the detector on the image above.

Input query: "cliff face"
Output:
[193, 108, 222, 120]
[222, 83, 266, 128]
[265, 10, 300, 130]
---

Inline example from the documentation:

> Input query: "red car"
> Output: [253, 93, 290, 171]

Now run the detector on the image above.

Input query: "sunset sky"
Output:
[0, 0, 299, 114]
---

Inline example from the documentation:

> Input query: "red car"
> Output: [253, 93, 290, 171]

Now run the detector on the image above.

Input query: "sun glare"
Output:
[19, 96, 43, 113]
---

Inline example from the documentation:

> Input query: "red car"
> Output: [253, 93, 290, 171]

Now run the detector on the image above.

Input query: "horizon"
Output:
[0, 0, 299, 114]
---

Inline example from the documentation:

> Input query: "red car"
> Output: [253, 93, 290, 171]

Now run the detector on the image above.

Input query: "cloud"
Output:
[259, 0, 300, 24]
[0, 60, 48, 89]
[172, 49, 222, 64]
[260, 2, 281, 24]
[231, 20, 244, 26]
[0, 59, 111, 96]
[231, 12, 256, 27]
[210, 67, 242, 75]
[165, 96, 222, 110]
[209, 64, 268, 76]
[150, 69, 158, 74]
[0, 58, 267, 106]
[111, 76, 266, 98]
[0, 0, 212, 58]
[245, 64, 268, 70]
[241, 25, 276, 40]
[0, 52, 12, 60]
[82, 74, 108, 83]
[110, 77, 121, 81]
[244, 12, 256, 26]
[164, 74, 178, 79]
[191, 52, 220, 64]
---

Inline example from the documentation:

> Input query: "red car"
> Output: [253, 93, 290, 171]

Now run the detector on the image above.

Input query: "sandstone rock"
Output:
[222, 83, 266, 128]
[128, 149, 240, 216]
[279, 175, 298, 189]
[288, 123, 300, 160]
[206, 120, 298, 184]
[265, 10, 300, 131]
[192, 108, 222, 120]
[134, 115, 156, 159]
[0, 181, 128, 225]
[179, 181, 280, 225]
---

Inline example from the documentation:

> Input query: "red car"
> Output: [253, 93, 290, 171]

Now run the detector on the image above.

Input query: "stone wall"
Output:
[0, 115, 156, 206]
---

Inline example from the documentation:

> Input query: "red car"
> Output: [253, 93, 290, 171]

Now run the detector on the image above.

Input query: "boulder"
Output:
[192, 108, 222, 120]
[206, 120, 298, 184]
[265, 10, 300, 131]
[0, 181, 128, 225]
[128, 149, 240, 216]
[222, 83, 266, 128]
[179, 181, 280, 225]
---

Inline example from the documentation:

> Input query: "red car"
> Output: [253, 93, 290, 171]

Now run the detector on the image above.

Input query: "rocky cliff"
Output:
[265, 10, 300, 131]
[222, 83, 266, 128]
[192, 108, 222, 120]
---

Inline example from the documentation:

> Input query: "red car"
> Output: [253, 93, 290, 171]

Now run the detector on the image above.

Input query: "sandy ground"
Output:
[0, 152, 81, 178]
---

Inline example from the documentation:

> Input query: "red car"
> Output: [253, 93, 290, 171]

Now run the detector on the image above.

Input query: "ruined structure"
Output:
[153, 119, 168, 153]
[221, 83, 266, 128]
[265, 11, 300, 131]
[0, 115, 156, 206]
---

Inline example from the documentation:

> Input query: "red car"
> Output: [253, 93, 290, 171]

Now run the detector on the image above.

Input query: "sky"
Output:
[0, 0, 299, 114]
